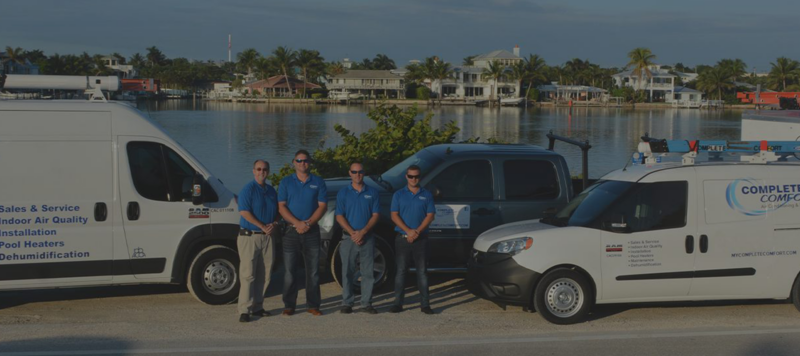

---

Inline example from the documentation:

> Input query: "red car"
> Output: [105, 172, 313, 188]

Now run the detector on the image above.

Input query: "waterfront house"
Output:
[327, 70, 406, 99]
[669, 86, 704, 107]
[245, 75, 321, 97]
[612, 65, 676, 102]
[437, 46, 523, 100]
[101, 56, 137, 78]
[0, 52, 39, 75]
[537, 83, 607, 103]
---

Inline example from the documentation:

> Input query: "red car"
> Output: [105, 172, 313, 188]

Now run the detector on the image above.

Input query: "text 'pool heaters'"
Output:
[634, 133, 800, 165]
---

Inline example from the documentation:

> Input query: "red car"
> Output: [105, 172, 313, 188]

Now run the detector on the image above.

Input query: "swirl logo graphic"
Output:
[726, 178, 796, 216]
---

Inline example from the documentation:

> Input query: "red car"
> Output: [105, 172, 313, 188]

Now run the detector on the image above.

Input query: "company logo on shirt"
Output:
[309, 185, 318, 189]
[419, 196, 427, 201]
[364, 195, 373, 199]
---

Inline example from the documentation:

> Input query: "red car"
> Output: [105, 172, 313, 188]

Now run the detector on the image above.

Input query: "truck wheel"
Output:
[331, 237, 395, 294]
[533, 268, 592, 325]
[187, 245, 240, 305]
[792, 273, 800, 312]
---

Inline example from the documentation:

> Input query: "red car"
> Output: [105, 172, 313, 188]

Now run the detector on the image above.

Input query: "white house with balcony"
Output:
[437, 46, 523, 100]
[101, 56, 137, 78]
[327, 70, 406, 98]
[613, 65, 704, 105]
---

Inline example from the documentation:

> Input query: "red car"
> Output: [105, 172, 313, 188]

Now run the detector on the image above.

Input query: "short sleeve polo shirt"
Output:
[335, 184, 380, 231]
[238, 180, 278, 231]
[390, 186, 435, 233]
[277, 173, 328, 221]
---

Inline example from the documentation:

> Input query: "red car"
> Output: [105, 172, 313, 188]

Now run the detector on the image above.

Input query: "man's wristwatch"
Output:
[304, 221, 311, 227]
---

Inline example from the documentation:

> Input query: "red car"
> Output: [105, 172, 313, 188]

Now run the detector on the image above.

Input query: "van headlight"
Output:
[487, 237, 532, 255]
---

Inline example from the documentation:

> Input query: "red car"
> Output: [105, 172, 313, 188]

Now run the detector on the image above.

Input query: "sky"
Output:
[2, 0, 799, 72]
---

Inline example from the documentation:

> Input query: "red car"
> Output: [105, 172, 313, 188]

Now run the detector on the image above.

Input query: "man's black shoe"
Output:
[421, 307, 434, 315]
[239, 314, 251, 323]
[362, 306, 378, 314]
[252, 310, 271, 317]
[340, 306, 353, 314]
[389, 305, 402, 313]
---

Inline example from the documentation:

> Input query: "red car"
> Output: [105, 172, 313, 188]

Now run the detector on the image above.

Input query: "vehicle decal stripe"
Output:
[0, 258, 166, 281]
[616, 268, 755, 281]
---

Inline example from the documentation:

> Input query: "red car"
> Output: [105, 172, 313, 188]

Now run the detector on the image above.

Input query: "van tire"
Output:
[792, 273, 800, 312]
[331, 236, 395, 294]
[187, 245, 240, 305]
[533, 268, 591, 325]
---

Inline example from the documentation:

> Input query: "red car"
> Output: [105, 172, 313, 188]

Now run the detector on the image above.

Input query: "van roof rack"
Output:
[635, 133, 800, 165]
[0, 74, 120, 102]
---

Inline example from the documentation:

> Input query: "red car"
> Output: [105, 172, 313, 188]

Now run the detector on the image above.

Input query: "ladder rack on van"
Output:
[636, 133, 800, 165]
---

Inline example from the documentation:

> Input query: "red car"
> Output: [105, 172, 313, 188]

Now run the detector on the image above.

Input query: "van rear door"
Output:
[0, 111, 114, 287]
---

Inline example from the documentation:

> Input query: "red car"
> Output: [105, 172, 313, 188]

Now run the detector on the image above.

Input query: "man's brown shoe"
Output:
[307, 308, 322, 316]
[282, 308, 295, 316]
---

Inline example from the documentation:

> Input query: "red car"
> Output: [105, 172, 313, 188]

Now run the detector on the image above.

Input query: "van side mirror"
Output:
[192, 174, 204, 206]
[426, 184, 442, 199]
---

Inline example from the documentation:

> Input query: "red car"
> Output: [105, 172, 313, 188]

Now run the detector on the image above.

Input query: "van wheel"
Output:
[533, 268, 591, 325]
[187, 245, 240, 305]
[792, 273, 800, 312]
[331, 236, 395, 294]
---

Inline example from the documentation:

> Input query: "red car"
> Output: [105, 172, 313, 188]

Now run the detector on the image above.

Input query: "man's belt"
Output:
[239, 228, 266, 236]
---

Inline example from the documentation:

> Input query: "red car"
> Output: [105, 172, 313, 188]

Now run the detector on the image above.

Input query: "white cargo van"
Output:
[467, 138, 800, 324]
[0, 99, 241, 305]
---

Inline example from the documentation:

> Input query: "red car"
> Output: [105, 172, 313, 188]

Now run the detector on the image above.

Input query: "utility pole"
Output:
[228, 34, 232, 63]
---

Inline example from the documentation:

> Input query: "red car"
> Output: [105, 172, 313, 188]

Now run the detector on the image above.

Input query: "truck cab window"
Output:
[504, 160, 559, 200]
[428, 160, 493, 201]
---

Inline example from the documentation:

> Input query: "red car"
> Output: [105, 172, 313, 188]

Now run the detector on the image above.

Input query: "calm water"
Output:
[137, 100, 743, 191]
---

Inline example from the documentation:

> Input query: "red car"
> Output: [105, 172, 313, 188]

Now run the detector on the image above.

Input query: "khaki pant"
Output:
[237, 233, 274, 315]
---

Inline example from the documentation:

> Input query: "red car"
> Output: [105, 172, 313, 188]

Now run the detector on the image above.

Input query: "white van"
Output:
[0, 99, 242, 305]
[467, 139, 800, 324]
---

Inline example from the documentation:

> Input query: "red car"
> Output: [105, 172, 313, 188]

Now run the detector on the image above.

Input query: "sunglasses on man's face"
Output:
[350, 170, 365, 175]
[406, 174, 421, 179]
[295, 159, 311, 164]
[255, 167, 269, 172]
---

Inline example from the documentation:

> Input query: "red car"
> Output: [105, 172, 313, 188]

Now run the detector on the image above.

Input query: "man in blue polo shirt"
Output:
[389, 164, 436, 315]
[335, 162, 380, 315]
[237, 159, 279, 323]
[278, 149, 328, 316]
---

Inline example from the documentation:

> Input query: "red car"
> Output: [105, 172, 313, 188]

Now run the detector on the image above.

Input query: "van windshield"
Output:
[378, 150, 443, 190]
[541, 180, 634, 227]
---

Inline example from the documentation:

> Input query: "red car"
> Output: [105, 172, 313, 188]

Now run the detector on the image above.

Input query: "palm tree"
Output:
[768, 57, 800, 91]
[129, 53, 146, 68]
[697, 66, 734, 100]
[523, 54, 547, 103]
[509, 61, 528, 99]
[626, 47, 657, 101]
[428, 58, 452, 104]
[3, 46, 25, 73]
[236, 48, 260, 76]
[296, 49, 325, 98]
[482, 60, 506, 103]
[327, 62, 345, 76]
[146, 46, 166, 67]
[372, 54, 396, 70]
[92, 55, 114, 76]
[272, 46, 297, 97]
[463, 55, 477, 66]
[717, 59, 747, 81]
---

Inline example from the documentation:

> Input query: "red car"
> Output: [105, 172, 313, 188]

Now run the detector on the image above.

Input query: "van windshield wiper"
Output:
[540, 216, 566, 227]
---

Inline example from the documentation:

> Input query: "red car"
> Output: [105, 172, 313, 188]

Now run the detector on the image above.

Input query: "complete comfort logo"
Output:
[726, 178, 800, 216]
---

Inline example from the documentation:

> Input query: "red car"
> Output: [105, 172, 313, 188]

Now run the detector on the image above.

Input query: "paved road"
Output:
[2, 274, 800, 356]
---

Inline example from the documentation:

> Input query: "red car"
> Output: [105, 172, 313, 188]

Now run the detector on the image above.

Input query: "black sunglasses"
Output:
[295, 159, 312, 164]
[350, 170, 365, 175]
[255, 167, 269, 172]
[406, 174, 421, 179]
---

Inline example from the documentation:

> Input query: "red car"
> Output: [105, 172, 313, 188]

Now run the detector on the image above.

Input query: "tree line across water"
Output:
[4, 45, 800, 103]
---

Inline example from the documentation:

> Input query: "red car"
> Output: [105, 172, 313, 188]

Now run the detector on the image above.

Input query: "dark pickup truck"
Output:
[317, 135, 592, 291]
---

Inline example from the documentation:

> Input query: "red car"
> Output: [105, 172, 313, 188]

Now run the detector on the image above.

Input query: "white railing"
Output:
[327, 83, 404, 90]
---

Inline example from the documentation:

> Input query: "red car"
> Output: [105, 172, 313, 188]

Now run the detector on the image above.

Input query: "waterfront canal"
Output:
[138, 100, 742, 191]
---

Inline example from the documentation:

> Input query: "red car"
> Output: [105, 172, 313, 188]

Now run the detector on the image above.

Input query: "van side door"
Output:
[424, 159, 502, 268]
[599, 169, 698, 301]
[116, 137, 215, 281]
[690, 166, 775, 297]
[0, 111, 114, 287]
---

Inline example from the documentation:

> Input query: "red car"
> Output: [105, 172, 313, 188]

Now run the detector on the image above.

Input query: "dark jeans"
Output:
[393, 233, 429, 308]
[282, 225, 321, 309]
